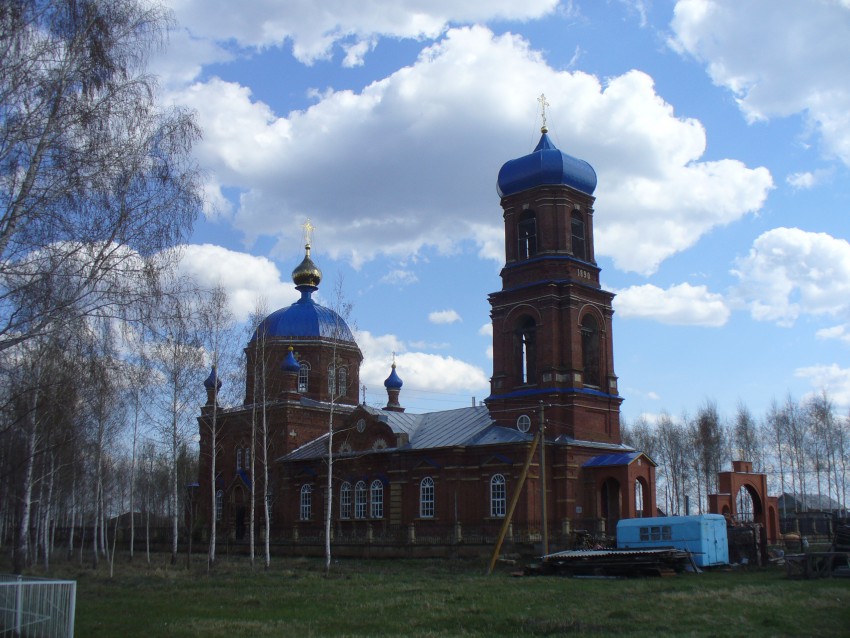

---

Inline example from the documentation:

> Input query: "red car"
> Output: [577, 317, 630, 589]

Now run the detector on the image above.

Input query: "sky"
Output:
[151, 0, 850, 424]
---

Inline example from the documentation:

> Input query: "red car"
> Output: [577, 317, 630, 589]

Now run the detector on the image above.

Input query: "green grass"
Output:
[13, 554, 850, 637]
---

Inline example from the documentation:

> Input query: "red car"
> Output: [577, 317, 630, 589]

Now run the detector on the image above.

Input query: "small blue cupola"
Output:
[281, 346, 300, 373]
[384, 362, 403, 389]
[383, 362, 404, 412]
[203, 365, 222, 407]
[204, 365, 222, 390]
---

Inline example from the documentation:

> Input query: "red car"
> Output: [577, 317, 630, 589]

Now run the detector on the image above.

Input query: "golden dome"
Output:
[292, 244, 322, 288]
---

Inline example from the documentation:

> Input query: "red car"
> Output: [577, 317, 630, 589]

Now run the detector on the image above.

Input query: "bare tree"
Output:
[199, 284, 235, 570]
[695, 400, 724, 499]
[246, 297, 269, 569]
[148, 289, 204, 565]
[324, 276, 354, 574]
[0, 0, 202, 354]
[732, 402, 763, 470]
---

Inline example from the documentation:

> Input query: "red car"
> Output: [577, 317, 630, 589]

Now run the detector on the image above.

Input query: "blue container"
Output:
[616, 514, 729, 567]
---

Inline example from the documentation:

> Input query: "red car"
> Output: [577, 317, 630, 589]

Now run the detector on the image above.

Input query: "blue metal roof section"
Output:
[497, 132, 597, 198]
[582, 452, 641, 468]
[252, 288, 356, 343]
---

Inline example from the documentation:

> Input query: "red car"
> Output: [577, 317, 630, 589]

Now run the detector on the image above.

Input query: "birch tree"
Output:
[0, 0, 202, 353]
[199, 284, 235, 570]
[149, 290, 203, 565]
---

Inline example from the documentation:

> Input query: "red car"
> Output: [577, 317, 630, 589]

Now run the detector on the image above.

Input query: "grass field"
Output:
[11, 554, 850, 637]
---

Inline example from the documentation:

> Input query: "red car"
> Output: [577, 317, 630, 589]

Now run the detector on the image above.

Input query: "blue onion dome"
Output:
[281, 346, 300, 372]
[251, 245, 356, 344]
[384, 363, 403, 389]
[497, 127, 597, 197]
[291, 243, 322, 290]
[203, 366, 222, 390]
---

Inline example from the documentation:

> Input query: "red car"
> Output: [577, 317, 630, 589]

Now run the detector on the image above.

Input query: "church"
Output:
[197, 122, 657, 556]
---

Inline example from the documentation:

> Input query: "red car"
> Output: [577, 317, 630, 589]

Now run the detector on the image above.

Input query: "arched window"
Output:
[300, 484, 313, 521]
[354, 481, 367, 519]
[370, 480, 384, 519]
[635, 480, 645, 518]
[571, 210, 586, 260]
[338, 367, 348, 397]
[581, 314, 601, 387]
[327, 364, 336, 396]
[244, 448, 251, 471]
[515, 316, 536, 385]
[518, 211, 537, 259]
[420, 477, 435, 518]
[215, 490, 223, 522]
[490, 474, 506, 517]
[298, 362, 310, 392]
[236, 448, 242, 470]
[340, 482, 352, 519]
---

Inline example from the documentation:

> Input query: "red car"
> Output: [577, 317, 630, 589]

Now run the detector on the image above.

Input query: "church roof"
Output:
[582, 451, 646, 468]
[282, 405, 517, 461]
[497, 131, 597, 197]
[251, 288, 356, 343]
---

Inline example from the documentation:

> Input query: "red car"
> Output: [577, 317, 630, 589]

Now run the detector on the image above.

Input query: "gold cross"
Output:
[538, 93, 549, 131]
[302, 219, 315, 247]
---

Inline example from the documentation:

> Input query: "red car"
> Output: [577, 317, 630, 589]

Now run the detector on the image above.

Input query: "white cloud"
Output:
[795, 363, 850, 409]
[177, 244, 297, 321]
[732, 228, 850, 326]
[356, 329, 489, 395]
[816, 324, 850, 345]
[786, 169, 833, 190]
[429, 309, 462, 324]
[670, 0, 850, 165]
[478, 323, 493, 336]
[408, 340, 450, 350]
[165, 0, 558, 67]
[614, 282, 730, 327]
[171, 26, 771, 275]
[380, 269, 419, 286]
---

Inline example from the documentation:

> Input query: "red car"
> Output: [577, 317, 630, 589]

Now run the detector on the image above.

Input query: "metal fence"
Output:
[0, 575, 76, 638]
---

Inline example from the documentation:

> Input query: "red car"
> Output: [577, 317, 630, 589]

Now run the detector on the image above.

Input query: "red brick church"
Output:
[197, 124, 657, 555]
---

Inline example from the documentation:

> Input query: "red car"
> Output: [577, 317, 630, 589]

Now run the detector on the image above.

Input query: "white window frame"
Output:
[490, 474, 506, 518]
[419, 477, 435, 518]
[340, 481, 352, 519]
[354, 481, 367, 519]
[370, 480, 384, 519]
[300, 484, 313, 521]
[298, 361, 310, 392]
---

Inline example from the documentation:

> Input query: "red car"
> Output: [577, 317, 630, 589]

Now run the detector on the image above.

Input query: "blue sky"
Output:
[153, 0, 850, 424]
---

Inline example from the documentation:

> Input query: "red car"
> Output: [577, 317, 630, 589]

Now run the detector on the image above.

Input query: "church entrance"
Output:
[600, 477, 621, 534]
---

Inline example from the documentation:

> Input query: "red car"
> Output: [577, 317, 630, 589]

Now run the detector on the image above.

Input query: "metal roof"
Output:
[252, 289, 355, 343]
[582, 451, 642, 468]
[497, 132, 597, 198]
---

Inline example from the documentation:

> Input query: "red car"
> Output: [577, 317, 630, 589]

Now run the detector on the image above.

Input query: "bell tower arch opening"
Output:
[514, 315, 537, 385]
[581, 313, 601, 388]
[518, 210, 537, 260]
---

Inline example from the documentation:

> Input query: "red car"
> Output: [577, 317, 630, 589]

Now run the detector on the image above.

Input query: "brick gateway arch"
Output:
[708, 460, 780, 544]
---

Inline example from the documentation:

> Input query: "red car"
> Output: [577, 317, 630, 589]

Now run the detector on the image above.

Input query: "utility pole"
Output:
[539, 400, 548, 556]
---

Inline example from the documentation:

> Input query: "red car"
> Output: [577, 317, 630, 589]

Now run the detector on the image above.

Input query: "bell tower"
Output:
[486, 102, 622, 443]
